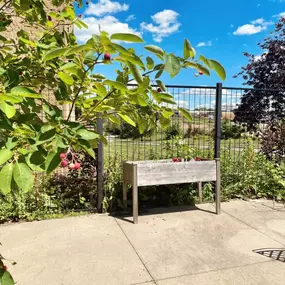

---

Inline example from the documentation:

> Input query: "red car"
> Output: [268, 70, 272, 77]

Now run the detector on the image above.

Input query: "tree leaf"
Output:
[146, 56, 154, 70]
[104, 80, 127, 91]
[114, 54, 144, 68]
[0, 94, 23, 103]
[45, 149, 62, 174]
[0, 268, 15, 285]
[13, 162, 34, 192]
[152, 91, 176, 105]
[77, 129, 100, 140]
[41, 125, 55, 133]
[196, 63, 210, 76]
[155, 69, 164, 79]
[156, 80, 167, 92]
[76, 19, 88, 29]
[184, 39, 196, 59]
[127, 62, 143, 84]
[39, 128, 56, 142]
[184, 62, 198, 69]
[209, 59, 226, 80]
[0, 149, 13, 165]
[30, 150, 45, 166]
[58, 71, 74, 85]
[144, 45, 164, 60]
[118, 114, 136, 127]
[59, 62, 77, 70]
[178, 107, 193, 122]
[65, 44, 91, 56]
[199, 55, 212, 69]
[10, 86, 41, 98]
[43, 47, 69, 61]
[111, 33, 144, 43]
[78, 139, 95, 159]
[0, 102, 16, 118]
[93, 83, 107, 97]
[0, 163, 13, 195]
[165, 54, 181, 77]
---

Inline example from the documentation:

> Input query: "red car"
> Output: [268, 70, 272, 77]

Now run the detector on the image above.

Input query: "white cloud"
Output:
[254, 51, 268, 61]
[140, 9, 180, 42]
[126, 14, 136, 22]
[75, 16, 140, 42]
[273, 11, 285, 17]
[233, 18, 273, 35]
[196, 41, 212, 47]
[85, 0, 129, 17]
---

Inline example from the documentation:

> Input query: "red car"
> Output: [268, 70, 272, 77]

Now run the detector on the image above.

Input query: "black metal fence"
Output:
[95, 83, 285, 209]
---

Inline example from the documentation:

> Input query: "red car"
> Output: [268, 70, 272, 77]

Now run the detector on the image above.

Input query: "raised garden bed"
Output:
[123, 159, 221, 224]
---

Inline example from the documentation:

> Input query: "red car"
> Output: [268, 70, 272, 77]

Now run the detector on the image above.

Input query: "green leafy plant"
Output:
[221, 119, 244, 139]
[165, 124, 182, 140]
[0, 0, 226, 283]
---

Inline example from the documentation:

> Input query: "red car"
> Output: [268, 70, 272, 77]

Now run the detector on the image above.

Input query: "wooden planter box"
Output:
[123, 159, 221, 224]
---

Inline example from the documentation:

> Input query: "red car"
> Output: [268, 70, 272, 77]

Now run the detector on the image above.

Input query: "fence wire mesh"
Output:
[37, 84, 285, 212]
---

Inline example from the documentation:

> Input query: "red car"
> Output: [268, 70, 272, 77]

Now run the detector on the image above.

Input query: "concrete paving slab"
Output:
[117, 204, 283, 280]
[222, 200, 285, 245]
[157, 261, 285, 285]
[0, 215, 152, 285]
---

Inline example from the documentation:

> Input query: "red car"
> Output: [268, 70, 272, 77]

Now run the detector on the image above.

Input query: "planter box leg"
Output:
[132, 165, 138, 224]
[123, 181, 127, 209]
[215, 159, 221, 215]
[198, 182, 202, 203]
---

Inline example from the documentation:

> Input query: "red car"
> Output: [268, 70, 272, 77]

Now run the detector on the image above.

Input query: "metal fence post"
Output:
[96, 115, 104, 213]
[215, 83, 222, 215]
[215, 83, 222, 159]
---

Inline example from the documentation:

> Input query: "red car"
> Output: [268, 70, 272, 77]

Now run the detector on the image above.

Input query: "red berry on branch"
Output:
[2, 265, 7, 271]
[61, 160, 68, 167]
[172, 158, 178, 162]
[195, 157, 201, 161]
[60, 153, 66, 159]
[18, 71, 23, 76]
[104, 53, 111, 61]
[199, 71, 203, 75]
[69, 163, 75, 170]
[48, 16, 52, 21]
[74, 162, 81, 170]
[157, 88, 162, 93]
[78, 14, 82, 19]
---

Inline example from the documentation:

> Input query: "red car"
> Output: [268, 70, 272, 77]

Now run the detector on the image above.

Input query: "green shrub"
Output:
[221, 139, 285, 200]
[184, 124, 212, 138]
[221, 119, 244, 139]
[165, 124, 181, 140]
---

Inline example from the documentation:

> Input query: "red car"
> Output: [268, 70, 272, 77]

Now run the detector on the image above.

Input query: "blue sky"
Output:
[74, 0, 285, 89]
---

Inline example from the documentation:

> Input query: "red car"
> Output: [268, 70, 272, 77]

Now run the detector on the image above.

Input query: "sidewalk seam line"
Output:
[222, 209, 285, 246]
[114, 218, 157, 285]
[153, 259, 276, 283]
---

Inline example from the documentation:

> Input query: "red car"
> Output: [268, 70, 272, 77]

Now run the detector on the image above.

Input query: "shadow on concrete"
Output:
[253, 248, 285, 262]
[112, 205, 216, 224]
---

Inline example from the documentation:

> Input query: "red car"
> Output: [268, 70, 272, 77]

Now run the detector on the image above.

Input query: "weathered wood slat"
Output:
[136, 161, 216, 186]
[123, 163, 134, 184]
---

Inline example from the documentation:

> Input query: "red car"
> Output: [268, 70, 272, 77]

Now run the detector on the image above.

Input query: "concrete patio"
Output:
[1, 200, 285, 285]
